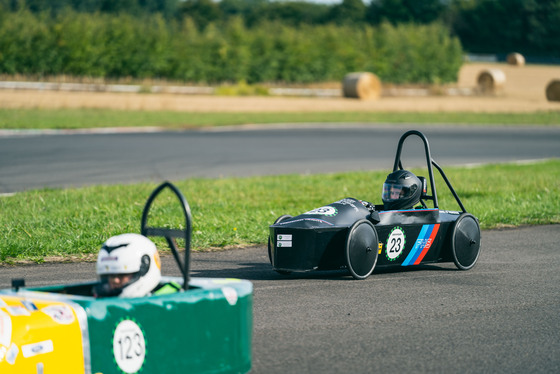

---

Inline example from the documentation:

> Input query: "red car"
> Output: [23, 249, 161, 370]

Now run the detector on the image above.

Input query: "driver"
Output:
[94, 233, 162, 298]
[382, 169, 422, 210]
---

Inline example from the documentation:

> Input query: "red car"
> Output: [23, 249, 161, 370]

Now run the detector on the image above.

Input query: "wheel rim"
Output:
[452, 214, 481, 270]
[345, 220, 378, 279]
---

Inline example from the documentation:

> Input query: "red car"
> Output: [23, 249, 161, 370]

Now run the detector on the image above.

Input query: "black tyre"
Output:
[345, 219, 379, 280]
[451, 213, 481, 270]
[268, 215, 293, 274]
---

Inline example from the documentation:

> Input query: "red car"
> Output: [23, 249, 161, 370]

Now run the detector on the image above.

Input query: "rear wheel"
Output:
[345, 219, 378, 280]
[451, 213, 481, 270]
[268, 215, 293, 274]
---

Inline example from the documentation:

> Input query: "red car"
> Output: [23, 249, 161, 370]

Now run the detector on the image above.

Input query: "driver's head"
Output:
[95, 233, 161, 298]
[382, 169, 422, 210]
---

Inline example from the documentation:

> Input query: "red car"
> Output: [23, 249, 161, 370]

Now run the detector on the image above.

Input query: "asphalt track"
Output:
[1, 124, 559, 372]
[1, 224, 559, 373]
[1, 124, 560, 193]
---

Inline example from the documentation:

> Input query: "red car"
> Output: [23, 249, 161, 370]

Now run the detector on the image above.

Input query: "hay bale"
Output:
[477, 69, 506, 95]
[545, 79, 560, 102]
[342, 72, 381, 100]
[507, 52, 525, 66]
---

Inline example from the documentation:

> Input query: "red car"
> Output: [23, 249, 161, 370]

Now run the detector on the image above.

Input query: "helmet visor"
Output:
[383, 182, 406, 201]
[96, 272, 139, 297]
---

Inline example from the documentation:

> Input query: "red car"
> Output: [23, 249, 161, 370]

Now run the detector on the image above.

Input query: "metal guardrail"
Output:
[0, 81, 475, 97]
[465, 53, 560, 65]
[0, 81, 215, 94]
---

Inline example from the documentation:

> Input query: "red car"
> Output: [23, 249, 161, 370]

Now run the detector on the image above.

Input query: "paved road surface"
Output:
[1, 124, 559, 193]
[1, 124, 558, 372]
[2, 225, 558, 373]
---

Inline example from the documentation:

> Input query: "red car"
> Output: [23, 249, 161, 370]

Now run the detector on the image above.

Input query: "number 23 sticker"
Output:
[386, 227, 406, 261]
[113, 319, 146, 374]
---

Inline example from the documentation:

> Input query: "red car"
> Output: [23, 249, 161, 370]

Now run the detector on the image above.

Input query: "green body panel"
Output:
[4, 277, 252, 374]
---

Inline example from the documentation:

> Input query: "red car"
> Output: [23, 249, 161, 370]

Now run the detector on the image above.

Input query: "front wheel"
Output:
[451, 213, 481, 270]
[345, 219, 379, 280]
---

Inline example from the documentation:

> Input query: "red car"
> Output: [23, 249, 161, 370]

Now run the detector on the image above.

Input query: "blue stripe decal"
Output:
[402, 224, 433, 266]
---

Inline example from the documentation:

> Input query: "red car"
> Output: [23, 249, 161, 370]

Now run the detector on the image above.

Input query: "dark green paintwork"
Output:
[21, 277, 252, 374]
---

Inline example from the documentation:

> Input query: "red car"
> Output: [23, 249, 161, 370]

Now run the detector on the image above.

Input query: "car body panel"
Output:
[0, 276, 252, 374]
[270, 199, 461, 273]
[0, 294, 88, 373]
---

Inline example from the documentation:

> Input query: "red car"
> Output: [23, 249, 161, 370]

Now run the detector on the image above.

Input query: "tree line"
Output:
[0, 9, 462, 84]
[0, 0, 557, 84]
[2, 0, 558, 58]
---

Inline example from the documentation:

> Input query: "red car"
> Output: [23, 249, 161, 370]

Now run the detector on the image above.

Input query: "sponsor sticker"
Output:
[304, 206, 338, 217]
[6, 306, 30, 317]
[101, 255, 119, 262]
[278, 217, 334, 226]
[0, 345, 6, 363]
[222, 287, 238, 306]
[41, 305, 75, 325]
[22, 340, 53, 358]
[402, 224, 440, 266]
[6, 343, 18, 365]
[334, 198, 361, 212]
[386, 226, 406, 261]
[0, 310, 11, 347]
[277, 234, 293, 248]
[113, 319, 146, 374]
[21, 300, 38, 312]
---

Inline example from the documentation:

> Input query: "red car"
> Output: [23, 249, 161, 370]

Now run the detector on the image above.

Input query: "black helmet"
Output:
[382, 170, 422, 210]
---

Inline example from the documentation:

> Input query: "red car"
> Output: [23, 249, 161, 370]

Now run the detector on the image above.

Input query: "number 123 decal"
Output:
[113, 319, 146, 374]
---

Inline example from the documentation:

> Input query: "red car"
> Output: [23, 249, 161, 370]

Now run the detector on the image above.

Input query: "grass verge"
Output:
[1, 108, 559, 130]
[1, 160, 559, 264]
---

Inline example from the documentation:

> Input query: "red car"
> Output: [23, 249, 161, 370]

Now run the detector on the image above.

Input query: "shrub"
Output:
[0, 10, 463, 84]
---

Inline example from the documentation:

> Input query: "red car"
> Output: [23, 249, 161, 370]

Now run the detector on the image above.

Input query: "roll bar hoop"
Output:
[392, 130, 466, 213]
[141, 181, 193, 290]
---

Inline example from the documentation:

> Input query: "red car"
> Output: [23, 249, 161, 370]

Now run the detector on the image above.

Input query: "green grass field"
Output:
[1, 108, 559, 130]
[1, 106, 558, 263]
[1, 160, 559, 263]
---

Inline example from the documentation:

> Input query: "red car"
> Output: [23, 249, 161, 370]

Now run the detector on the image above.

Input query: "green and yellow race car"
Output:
[0, 182, 252, 374]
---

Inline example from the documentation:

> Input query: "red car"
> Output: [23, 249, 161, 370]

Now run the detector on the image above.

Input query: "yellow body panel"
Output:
[0, 295, 85, 373]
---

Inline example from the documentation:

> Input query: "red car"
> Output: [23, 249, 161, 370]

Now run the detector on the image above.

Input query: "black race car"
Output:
[268, 130, 481, 279]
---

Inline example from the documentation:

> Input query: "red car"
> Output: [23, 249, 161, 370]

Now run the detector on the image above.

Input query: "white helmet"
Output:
[95, 233, 161, 298]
